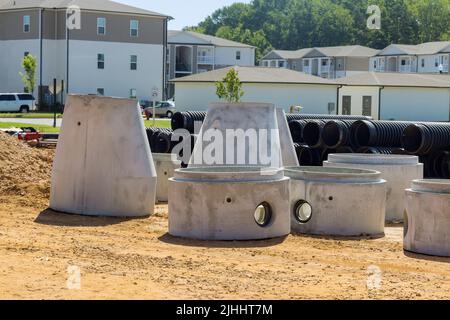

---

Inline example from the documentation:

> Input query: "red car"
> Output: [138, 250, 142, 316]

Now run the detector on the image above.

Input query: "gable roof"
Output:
[261, 48, 313, 60]
[168, 30, 255, 48]
[337, 72, 450, 88]
[170, 66, 338, 85]
[0, 0, 169, 17]
[304, 45, 379, 58]
[376, 42, 450, 56]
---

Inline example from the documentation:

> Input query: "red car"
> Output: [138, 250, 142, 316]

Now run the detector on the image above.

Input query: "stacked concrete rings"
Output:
[168, 167, 290, 240]
[285, 167, 387, 236]
[404, 180, 450, 257]
[323, 154, 423, 222]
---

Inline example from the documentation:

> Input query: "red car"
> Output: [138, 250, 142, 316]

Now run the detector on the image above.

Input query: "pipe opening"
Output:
[322, 122, 340, 148]
[171, 112, 185, 131]
[303, 122, 322, 147]
[354, 122, 370, 147]
[254, 202, 272, 227]
[402, 125, 423, 153]
[294, 200, 313, 224]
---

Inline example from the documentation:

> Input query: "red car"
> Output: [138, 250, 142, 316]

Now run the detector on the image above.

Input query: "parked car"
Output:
[143, 101, 176, 119]
[0, 93, 36, 113]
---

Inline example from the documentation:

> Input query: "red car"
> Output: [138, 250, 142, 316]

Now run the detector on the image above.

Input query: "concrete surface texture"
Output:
[168, 167, 290, 240]
[404, 179, 450, 257]
[189, 102, 297, 168]
[50, 95, 157, 217]
[285, 166, 387, 236]
[323, 154, 423, 222]
[153, 153, 181, 203]
[276, 108, 300, 167]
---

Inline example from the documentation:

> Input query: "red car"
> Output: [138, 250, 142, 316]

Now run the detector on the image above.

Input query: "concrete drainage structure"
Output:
[153, 153, 181, 203]
[168, 167, 290, 240]
[285, 167, 386, 237]
[50, 95, 157, 217]
[404, 180, 450, 257]
[323, 154, 423, 222]
[190, 103, 299, 168]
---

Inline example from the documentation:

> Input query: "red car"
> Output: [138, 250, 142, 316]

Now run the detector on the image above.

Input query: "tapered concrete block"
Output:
[324, 154, 423, 222]
[285, 167, 387, 237]
[404, 180, 450, 257]
[189, 103, 298, 168]
[169, 167, 290, 240]
[153, 153, 181, 203]
[50, 95, 157, 217]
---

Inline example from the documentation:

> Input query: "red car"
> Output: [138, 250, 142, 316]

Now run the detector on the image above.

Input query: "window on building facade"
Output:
[236, 51, 241, 60]
[130, 55, 137, 70]
[23, 15, 30, 33]
[130, 89, 137, 98]
[421, 59, 425, 68]
[97, 54, 105, 69]
[304, 60, 310, 67]
[24, 51, 29, 57]
[97, 88, 105, 96]
[328, 103, 336, 115]
[97, 18, 106, 35]
[362, 96, 372, 117]
[130, 20, 139, 37]
[342, 96, 352, 115]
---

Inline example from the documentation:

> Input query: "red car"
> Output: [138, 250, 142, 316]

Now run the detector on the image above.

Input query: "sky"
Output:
[119, 0, 251, 30]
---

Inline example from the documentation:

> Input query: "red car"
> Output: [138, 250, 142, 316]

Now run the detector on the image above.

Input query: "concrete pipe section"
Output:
[153, 153, 181, 203]
[404, 180, 450, 257]
[168, 167, 290, 240]
[189, 103, 298, 168]
[323, 154, 423, 222]
[50, 95, 157, 217]
[285, 167, 387, 237]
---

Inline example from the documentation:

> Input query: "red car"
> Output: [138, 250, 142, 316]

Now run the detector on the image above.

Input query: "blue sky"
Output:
[119, 0, 251, 30]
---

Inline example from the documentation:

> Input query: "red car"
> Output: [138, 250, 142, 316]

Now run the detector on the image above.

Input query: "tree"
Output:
[20, 54, 37, 94]
[215, 68, 244, 103]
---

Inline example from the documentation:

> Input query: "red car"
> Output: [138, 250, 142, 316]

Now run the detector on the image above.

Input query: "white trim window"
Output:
[23, 15, 30, 33]
[97, 88, 105, 96]
[130, 55, 137, 70]
[236, 51, 241, 60]
[130, 89, 137, 99]
[97, 54, 105, 69]
[130, 20, 139, 37]
[97, 18, 106, 35]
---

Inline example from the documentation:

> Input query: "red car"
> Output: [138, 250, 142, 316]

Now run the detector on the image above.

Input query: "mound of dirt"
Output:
[0, 132, 53, 203]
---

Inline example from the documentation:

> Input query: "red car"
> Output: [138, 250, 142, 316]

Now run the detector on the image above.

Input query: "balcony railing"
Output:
[197, 56, 214, 64]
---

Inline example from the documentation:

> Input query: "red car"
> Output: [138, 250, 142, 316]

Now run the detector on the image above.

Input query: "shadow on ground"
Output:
[291, 232, 386, 241]
[34, 208, 148, 227]
[158, 233, 287, 249]
[404, 250, 450, 263]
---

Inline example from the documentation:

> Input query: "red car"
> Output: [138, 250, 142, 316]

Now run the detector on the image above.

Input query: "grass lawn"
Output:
[0, 122, 60, 133]
[0, 119, 171, 134]
[0, 112, 63, 119]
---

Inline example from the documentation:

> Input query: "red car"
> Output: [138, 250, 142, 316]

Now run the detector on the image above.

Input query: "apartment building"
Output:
[370, 41, 450, 74]
[261, 45, 379, 79]
[0, 0, 170, 105]
[167, 30, 255, 98]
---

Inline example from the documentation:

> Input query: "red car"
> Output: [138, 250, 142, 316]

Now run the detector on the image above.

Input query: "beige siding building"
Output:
[0, 0, 170, 105]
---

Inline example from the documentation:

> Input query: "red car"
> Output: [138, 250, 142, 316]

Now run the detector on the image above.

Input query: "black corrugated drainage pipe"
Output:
[293, 144, 322, 166]
[289, 120, 308, 143]
[350, 120, 412, 149]
[322, 120, 357, 149]
[401, 123, 450, 155]
[171, 111, 207, 133]
[303, 120, 327, 148]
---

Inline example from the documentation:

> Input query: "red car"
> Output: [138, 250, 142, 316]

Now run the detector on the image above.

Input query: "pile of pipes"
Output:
[289, 119, 450, 178]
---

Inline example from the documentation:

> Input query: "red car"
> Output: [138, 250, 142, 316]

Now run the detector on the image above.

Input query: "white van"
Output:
[0, 93, 36, 113]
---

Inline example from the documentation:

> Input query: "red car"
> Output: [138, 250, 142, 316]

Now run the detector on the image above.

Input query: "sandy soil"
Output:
[1, 193, 450, 300]
[1, 132, 449, 300]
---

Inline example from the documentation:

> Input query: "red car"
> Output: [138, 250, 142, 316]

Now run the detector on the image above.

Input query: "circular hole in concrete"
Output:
[226, 197, 232, 204]
[164, 171, 168, 176]
[328, 196, 334, 201]
[77, 122, 81, 126]
[294, 200, 313, 224]
[254, 202, 272, 227]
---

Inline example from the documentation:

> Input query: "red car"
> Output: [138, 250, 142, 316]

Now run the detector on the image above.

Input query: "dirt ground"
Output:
[1, 133, 450, 300]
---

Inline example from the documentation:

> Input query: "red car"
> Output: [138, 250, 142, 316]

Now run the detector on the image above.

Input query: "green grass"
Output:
[0, 119, 171, 134]
[0, 112, 63, 119]
[144, 119, 172, 129]
[0, 122, 60, 133]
